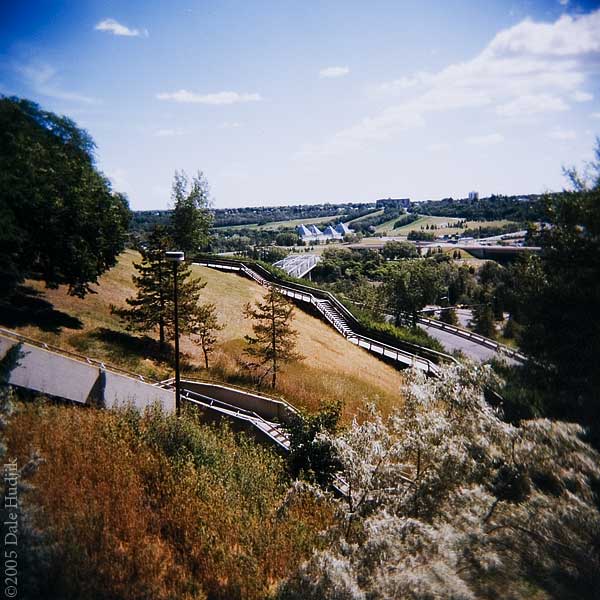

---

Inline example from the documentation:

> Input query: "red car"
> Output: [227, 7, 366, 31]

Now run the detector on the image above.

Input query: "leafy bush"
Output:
[6, 401, 334, 600]
[278, 365, 600, 599]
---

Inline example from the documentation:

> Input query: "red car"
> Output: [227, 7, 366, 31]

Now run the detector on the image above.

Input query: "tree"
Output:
[382, 260, 444, 327]
[508, 139, 600, 443]
[382, 240, 418, 260]
[190, 302, 224, 369]
[243, 287, 302, 388]
[278, 365, 600, 600]
[275, 232, 300, 247]
[440, 306, 459, 325]
[0, 96, 131, 297]
[471, 302, 495, 338]
[113, 226, 206, 353]
[170, 170, 213, 255]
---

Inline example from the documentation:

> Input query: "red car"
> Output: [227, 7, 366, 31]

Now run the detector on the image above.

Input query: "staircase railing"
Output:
[193, 256, 454, 375]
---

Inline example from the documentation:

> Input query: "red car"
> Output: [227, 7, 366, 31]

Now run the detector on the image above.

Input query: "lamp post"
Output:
[165, 251, 184, 415]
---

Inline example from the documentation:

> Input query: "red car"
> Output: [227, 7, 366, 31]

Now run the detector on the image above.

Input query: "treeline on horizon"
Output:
[131, 193, 551, 236]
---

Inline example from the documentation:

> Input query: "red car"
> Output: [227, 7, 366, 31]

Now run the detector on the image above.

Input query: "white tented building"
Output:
[297, 222, 351, 242]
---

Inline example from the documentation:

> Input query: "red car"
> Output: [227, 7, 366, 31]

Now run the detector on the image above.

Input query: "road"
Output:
[418, 323, 501, 362]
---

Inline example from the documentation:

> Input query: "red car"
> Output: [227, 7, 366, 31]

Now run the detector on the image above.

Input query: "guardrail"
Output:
[417, 315, 527, 362]
[193, 257, 454, 375]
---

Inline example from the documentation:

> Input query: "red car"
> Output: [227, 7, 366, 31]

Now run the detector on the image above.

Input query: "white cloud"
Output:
[95, 18, 147, 37]
[496, 94, 569, 117]
[220, 121, 242, 129]
[591, 112, 600, 119]
[548, 128, 576, 140]
[16, 62, 97, 104]
[466, 133, 505, 146]
[299, 10, 600, 159]
[156, 90, 261, 104]
[559, 0, 569, 6]
[572, 90, 593, 102]
[319, 66, 350, 79]
[154, 128, 185, 137]
[428, 142, 450, 152]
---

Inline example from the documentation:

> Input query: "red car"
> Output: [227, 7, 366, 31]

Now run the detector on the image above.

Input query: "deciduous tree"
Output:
[0, 96, 131, 297]
[171, 170, 212, 255]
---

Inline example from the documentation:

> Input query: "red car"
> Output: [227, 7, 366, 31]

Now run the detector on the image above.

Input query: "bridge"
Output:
[273, 253, 320, 279]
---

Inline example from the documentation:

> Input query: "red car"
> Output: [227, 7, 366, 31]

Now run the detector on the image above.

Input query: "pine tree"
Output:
[190, 302, 224, 369]
[112, 225, 206, 353]
[171, 170, 213, 256]
[243, 287, 302, 388]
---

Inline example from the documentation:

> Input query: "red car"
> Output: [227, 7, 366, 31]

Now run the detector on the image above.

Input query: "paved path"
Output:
[418, 323, 500, 362]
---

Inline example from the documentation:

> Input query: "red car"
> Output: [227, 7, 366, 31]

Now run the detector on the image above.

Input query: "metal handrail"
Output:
[417, 315, 527, 362]
[194, 257, 449, 375]
[196, 255, 456, 365]
[0, 327, 154, 382]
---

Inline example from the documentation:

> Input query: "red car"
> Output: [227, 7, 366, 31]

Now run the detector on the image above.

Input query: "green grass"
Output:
[374, 215, 518, 237]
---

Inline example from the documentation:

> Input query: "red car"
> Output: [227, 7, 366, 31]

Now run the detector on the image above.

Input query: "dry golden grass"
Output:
[6, 251, 405, 419]
[7, 402, 334, 599]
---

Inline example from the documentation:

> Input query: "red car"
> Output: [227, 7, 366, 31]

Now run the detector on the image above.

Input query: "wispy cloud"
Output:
[548, 128, 576, 140]
[95, 18, 148, 37]
[466, 133, 505, 146]
[300, 10, 600, 159]
[572, 90, 593, 102]
[156, 90, 261, 105]
[220, 121, 242, 129]
[591, 112, 600, 119]
[319, 66, 350, 79]
[16, 62, 97, 104]
[154, 128, 185, 137]
[496, 94, 569, 117]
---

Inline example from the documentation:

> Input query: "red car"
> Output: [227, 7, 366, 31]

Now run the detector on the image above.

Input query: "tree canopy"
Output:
[0, 96, 131, 297]
[171, 170, 212, 255]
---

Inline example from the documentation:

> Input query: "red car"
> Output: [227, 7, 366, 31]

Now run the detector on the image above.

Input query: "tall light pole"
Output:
[165, 251, 184, 415]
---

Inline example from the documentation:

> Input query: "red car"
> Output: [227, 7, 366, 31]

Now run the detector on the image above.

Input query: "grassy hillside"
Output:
[375, 214, 516, 236]
[2, 250, 405, 421]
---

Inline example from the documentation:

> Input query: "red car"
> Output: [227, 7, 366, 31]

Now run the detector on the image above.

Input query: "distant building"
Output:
[468, 191, 479, 201]
[335, 222, 353, 236]
[322, 225, 342, 239]
[297, 223, 345, 242]
[375, 197, 411, 210]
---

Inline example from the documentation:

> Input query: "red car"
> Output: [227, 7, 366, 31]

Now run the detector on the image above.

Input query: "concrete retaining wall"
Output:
[0, 335, 175, 413]
[181, 380, 297, 423]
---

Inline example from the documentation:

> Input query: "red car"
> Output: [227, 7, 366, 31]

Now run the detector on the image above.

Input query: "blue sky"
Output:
[1, 0, 600, 210]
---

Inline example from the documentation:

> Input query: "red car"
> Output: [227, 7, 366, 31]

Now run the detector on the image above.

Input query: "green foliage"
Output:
[285, 402, 343, 487]
[112, 225, 206, 352]
[243, 288, 303, 388]
[190, 302, 224, 368]
[407, 230, 435, 241]
[440, 307, 459, 326]
[381, 240, 418, 260]
[472, 303, 496, 338]
[417, 194, 546, 221]
[0, 96, 131, 297]
[171, 170, 213, 255]
[275, 232, 300, 246]
[382, 259, 445, 326]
